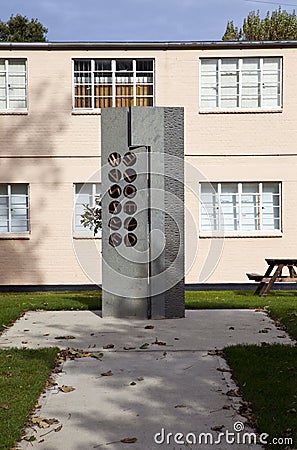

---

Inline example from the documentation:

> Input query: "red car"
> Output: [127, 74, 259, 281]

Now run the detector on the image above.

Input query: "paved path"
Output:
[0, 309, 293, 450]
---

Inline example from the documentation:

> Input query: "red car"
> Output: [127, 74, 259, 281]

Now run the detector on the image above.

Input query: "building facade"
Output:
[0, 40, 296, 288]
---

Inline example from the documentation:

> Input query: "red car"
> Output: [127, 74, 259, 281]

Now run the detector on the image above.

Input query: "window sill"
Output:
[200, 231, 282, 238]
[199, 108, 282, 115]
[72, 109, 101, 115]
[0, 233, 30, 240]
[0, 110, 28, 115]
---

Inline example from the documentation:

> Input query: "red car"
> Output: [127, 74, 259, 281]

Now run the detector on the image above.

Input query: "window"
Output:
[0, 59, 27, 110]
[74, 183, 101, 235]
[73, 59, 154, 109]
[200, 182, 281, 235]
[0, 184, 29, 233]
[200, 57, 282, 111]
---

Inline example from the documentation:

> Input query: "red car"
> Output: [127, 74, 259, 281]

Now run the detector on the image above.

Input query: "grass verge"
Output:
[224, 344, 297, 450]
[0, 347, 58, 450]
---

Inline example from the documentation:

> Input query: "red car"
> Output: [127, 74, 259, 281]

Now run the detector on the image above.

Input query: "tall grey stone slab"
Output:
[101, 107, 184, 319]
[101, 109, 149, 318]
[130, 107, 185, 319]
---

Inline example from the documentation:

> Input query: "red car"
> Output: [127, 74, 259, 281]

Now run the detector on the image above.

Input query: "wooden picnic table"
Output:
[247, 258, 297, 296]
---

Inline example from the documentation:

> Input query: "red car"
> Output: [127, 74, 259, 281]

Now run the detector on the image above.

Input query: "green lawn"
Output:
[224, 345, 297, 450]
[0, 347, 58, 450]
[0, 289, 296, 449]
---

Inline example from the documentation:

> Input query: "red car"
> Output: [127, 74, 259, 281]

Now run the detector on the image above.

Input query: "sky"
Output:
[1, 0, 297, 42]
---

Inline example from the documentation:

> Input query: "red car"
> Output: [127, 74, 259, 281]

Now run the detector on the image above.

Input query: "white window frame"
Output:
[73, 183, 101, 238]
[72, 58, 154, 110]
[199, 57, 282, 112]
[0, 59, 27, 111]
[199, 181, 282, 237]
[0, 184, 30, 235]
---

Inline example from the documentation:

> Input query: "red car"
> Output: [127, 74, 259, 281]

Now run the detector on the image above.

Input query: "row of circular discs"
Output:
[108, 151, 138, 247]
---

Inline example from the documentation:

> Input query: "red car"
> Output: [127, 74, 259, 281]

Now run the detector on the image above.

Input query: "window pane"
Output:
[116, 60, 133, 71]
[200, 57, 282, 111]
[200, 184, 219, 231]
[221, 59, 238, 71]
[74, 183, 101, 233]
[136, 60, 153, 71]
[95, 60, 111, 71]
[8, 60, 26, 73]
[242, 58, 260, 71]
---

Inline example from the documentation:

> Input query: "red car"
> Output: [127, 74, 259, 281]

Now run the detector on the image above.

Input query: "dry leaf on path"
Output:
[54, 335, 76, 340]
[120, 437, 137, 443]
[91, 353, 104, 360]
[211, 425, 224, 431]
[101, 370, 113, 377]
[1, 404, 9, 410]
[103, 344, 115, 349]
[59, 385, 76, 393]
[32, 417, 59, 428]
[139, 343, 149, 349]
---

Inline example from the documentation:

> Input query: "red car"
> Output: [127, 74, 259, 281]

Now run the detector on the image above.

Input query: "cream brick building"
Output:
[0, 40, 295, 289]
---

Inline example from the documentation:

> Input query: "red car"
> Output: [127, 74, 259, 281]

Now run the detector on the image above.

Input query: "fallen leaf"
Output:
[43, 333, 49, 336]
[228, 326, 235, 330]
[222, 405, 231, 410]
[54, 335, 76, 340]
[103, 344, 115, 349]
[130, 381, 136, 386]
[211, 425, 224, 431]
[91, 353, 104, 360]
[32, 417, 59, 428]
[152, 338, 166, 346]
[35, 403, 42, 409]
[216, 368, 231, 373]
[287, 408, 297, 414]
[21, 341, 28, 344]
[226, 389, 241, 397]
[101, 370, 113, 377]
[46, 377, 58, 388]
[23, 436, 36, 442]
[174, 404, 186, 408]
[83, 353, 92, 357]
[59, 385, 76, 393]
[174, 337, 180, 340]
[55, 424, 63, 432]
[120, 437, 137, 443]
[144, 325, 154, 329]
[137, 377, 144, 381]
[123, 346, 136, 350]
[139, 343, 149, 349]
[1, 404, 9, 410]
[207, 349, 223, 356]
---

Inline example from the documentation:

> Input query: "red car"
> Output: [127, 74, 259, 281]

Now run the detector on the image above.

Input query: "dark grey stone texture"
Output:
[101, 107, 184, 319]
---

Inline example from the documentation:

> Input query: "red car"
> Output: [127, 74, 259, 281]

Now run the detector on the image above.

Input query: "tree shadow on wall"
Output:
[0, 82, 71, 287]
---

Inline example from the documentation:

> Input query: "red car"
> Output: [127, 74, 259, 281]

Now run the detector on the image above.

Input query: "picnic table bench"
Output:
[247, 258, 297, 296]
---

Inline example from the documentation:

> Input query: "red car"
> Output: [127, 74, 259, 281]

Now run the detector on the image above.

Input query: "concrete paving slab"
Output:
[0, 309, 293, 450]
[0, 309, 292, 351]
